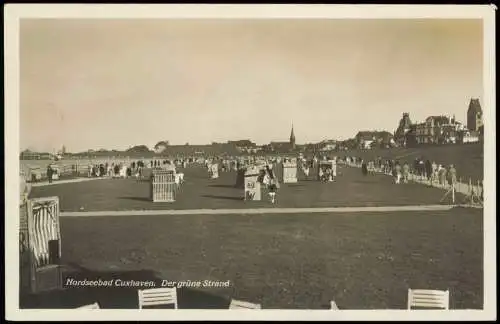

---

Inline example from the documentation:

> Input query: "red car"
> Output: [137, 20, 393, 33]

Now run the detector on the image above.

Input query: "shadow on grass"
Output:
[201, 195, 243, 201]
[298, 178, 319, 182]
[20, 263, 231, 309]
[118, 196, 151, 202]
[208, 184, 238, 189]
[353, 179, 383, 184]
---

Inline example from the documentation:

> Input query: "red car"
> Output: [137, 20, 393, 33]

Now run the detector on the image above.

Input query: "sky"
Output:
[20, 19, 483, 153]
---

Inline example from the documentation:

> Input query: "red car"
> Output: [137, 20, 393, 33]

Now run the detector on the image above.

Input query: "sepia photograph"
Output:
[5, 4, 496, 321]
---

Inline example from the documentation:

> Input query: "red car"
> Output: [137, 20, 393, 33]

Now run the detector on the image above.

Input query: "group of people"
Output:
[257, 164, 279, 203]
[360, 161, 377, 176]
[318, 161, 338, 182]
[85, 158, 188, 182]
[346, 155, 459, 188]
[87, 163, 134, 178]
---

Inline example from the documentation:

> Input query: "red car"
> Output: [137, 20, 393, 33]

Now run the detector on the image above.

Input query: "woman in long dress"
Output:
[361, 161, 368, 176]
[438, 165, 447, 188]
[394, 162, 402, 184]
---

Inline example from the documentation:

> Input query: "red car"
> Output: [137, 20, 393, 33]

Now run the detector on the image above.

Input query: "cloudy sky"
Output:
[20, 19, 483, 152]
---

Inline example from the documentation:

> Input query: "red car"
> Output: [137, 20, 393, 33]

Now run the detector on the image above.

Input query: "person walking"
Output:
[431, 161, 438, 184]
[268, 176, 278, 204]
[425, 159, 432, 180]
[402, 162, 410, 183]
[438, 164, 447, 188]
[418, 159, 425, 178]
[99, 164, 105, 178]
[361, 160, 368, 176]
[448, 164, 457, 189]
[394, 161, 402, 184]
[47, 164, 53, 184]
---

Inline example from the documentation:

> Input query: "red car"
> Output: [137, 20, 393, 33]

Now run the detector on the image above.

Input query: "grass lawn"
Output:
[339, 143, 483, 183]
[28, 165, 463, 212]
[21, 207, 483, 310]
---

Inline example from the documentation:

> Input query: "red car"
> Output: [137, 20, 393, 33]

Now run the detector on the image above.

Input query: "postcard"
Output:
[4, 4, 496, 321]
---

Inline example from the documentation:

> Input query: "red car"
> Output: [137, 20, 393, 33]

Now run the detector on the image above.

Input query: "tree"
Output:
[126, 145, 151, 153]
[154, 140, 169, 149]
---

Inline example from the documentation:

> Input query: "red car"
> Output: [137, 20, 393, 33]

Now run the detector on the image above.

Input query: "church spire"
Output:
[289, 122, 296, 149]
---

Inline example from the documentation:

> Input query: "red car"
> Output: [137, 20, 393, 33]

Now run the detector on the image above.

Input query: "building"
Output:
[467, 98, 483, 131]
[394, 113, 413, 147]
[415, 115, 465, 144]
[318, 140, 337, 152]
[20, 149, 40, 160]
[20, 150, 55, 160]
[404, 124, 417, 147]
[458, 130, 480, 144]
[227, 140, 256, 148]
[355, 131, 394, 149]
[267, 141, 293, 152]
[265, 124, 297, 152]
[226, 140, 259, 153]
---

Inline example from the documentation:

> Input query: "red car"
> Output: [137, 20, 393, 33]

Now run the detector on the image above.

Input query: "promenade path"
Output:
[31, 177, 105, 187]
[60, 204, 455, 217]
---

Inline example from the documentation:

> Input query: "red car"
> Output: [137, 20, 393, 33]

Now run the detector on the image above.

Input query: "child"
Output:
[268, 177, 278, 204]
[303, 165, 310, 177]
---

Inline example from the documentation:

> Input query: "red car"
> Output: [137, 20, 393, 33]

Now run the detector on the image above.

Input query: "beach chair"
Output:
[407, 289, 449, 310]
[76, 302, 100, 309]
[330, 300, 339, 310]
[138, 287, 178, 309]
[229, 299, 262, 309]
